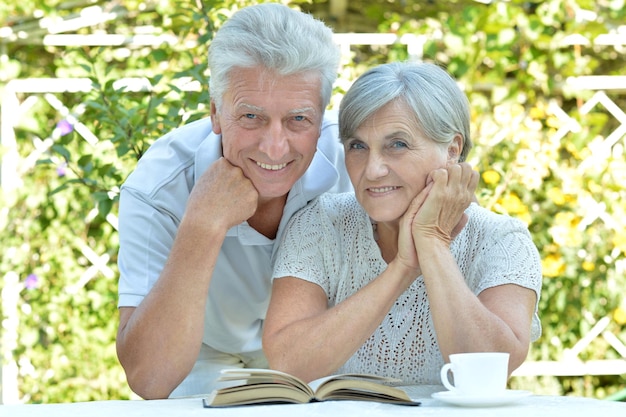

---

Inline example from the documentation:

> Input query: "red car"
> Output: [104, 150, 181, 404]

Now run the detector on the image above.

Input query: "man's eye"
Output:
[244, 113, 257, 119]
[293, 115, 305, 122]
[348, 142, 365, 150]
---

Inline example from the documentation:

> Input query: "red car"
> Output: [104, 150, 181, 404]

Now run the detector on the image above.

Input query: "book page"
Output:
[308, 373, 401, 392]
[205, 383, 312, 406]
[217, 368, 314, 397]
[310, 374, 414, 404]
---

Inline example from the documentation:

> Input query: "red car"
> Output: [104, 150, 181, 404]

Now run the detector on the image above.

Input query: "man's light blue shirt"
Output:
[117, 111, 351, 356]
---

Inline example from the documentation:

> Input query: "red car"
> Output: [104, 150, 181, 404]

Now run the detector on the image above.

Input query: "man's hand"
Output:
[185, 157, 259, 231]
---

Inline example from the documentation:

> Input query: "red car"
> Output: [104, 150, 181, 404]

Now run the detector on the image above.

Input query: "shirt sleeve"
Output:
[466, 213, 543, 341]
[117, 186, 180, 307]
[115, 120, 209, 308]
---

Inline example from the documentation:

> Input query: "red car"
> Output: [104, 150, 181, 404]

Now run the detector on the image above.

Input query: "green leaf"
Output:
[51, 144, 71, 161]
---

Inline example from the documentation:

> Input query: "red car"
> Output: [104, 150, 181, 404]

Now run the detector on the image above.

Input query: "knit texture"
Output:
[273, 193, 542, 384]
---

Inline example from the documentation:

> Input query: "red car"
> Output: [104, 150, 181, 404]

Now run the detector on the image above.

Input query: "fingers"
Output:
[397, 185, 430, 275]
[188, 158, 259, 229]
[410, 163, 478, 247]
[399, 181, 431, 240]
[429, 162, 478, 198]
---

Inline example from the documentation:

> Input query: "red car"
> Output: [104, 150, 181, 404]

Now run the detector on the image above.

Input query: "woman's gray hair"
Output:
[208, 3, 340, 111]
[339, 61, 473, 162]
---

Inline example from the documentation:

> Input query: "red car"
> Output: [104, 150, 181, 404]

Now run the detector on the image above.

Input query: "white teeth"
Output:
[370, 186, 397, 193]
[257, 161, 287, 170]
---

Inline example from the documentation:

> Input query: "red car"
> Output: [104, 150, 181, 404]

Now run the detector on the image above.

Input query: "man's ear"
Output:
[448, 134, 463, 162]
[210, 101, 221, 134]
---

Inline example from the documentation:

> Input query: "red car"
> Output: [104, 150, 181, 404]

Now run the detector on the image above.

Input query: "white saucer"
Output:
[431, 390, 532, 407]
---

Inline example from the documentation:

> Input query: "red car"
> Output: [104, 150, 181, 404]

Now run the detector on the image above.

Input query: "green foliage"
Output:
[1, 0, 625, 403]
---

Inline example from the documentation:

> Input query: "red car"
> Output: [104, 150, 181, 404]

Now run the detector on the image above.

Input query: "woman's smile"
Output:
[368, 186, 400, 194]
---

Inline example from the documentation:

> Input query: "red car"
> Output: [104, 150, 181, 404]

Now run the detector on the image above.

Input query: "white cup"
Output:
[440, 352, 510, 396]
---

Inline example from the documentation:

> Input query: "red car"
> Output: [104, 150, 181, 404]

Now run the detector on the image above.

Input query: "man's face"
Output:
[212, 68, 324, 203]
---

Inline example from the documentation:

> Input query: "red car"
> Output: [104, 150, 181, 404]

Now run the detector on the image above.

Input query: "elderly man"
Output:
[115, 3, 351, 399]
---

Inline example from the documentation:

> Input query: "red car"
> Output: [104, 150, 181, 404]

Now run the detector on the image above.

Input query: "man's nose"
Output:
[258, 121, 289, 160]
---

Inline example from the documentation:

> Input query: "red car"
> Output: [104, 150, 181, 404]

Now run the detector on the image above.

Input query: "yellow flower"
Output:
[482, 170, 501, 185]
[550, 212, 582, 247]
[581, 261, 595, 272]
[565, 142, 583, 160]
[499, 193, 527, 215]
[613, 307, 626, 325]
[547, 187, 566, 206]
[612, 233, 626, 256]
[546, 115, 561, 129]
[587, 179, 603, 194]
[529, 105, 546, 119]
[555, 212, 580, 227]
[518, 211, 532, 226]
[542, 253, 566, 278]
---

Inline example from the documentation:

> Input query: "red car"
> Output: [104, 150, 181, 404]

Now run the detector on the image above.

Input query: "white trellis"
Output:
[514, 316, 626, 377]
[1, 29, 626, 403]
[511, 75, 626, 379]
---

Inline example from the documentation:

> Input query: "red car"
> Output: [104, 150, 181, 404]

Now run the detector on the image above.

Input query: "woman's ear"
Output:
[447, 134, 463, 163]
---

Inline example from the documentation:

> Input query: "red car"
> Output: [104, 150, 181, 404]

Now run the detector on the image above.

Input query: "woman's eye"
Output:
[391, 140, 408, 149]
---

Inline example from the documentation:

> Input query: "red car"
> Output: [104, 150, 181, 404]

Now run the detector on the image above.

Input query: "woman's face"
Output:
[344, 100, 457, 224]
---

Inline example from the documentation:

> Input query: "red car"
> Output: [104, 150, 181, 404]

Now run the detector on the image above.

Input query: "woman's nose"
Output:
[365, 153, 390, 179]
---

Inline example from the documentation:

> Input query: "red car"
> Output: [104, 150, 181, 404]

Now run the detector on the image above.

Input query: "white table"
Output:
[1, 386, 624, 417]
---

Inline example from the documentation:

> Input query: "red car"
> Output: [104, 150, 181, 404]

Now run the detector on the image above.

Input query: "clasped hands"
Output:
[397, 162, 479, 273]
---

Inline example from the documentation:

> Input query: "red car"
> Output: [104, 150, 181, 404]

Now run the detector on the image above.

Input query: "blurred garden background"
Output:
[1, 0, 625, 404]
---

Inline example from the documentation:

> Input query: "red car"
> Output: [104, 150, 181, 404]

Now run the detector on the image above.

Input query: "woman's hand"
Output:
[394, 181, 433, 276]
[411, 162, 478, 248]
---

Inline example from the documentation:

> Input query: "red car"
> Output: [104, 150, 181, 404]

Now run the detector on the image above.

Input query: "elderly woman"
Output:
[262, 61, 542, 385]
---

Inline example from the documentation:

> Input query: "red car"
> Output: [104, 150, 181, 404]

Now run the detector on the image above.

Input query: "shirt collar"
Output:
[193, 129, 340, 241]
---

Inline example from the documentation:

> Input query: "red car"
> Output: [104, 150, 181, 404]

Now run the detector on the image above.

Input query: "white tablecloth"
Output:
[1, 386, 624, 417]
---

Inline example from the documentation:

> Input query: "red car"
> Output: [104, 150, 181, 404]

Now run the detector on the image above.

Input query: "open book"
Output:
[202, 368, 420, 407]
